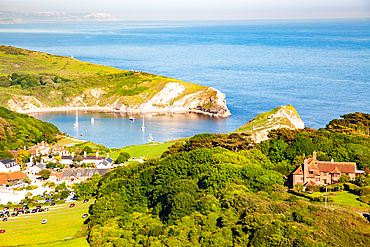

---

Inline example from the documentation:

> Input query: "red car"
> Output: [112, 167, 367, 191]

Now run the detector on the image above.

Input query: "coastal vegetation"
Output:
[80, 130, 370, 246]
[0, 106, 59, 158]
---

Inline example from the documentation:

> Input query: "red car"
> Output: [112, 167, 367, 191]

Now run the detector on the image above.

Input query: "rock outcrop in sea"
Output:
[236, 105, 304, 143]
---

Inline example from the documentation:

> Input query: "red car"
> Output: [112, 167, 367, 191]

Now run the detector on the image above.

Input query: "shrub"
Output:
[307, 185, 320, 192]
[360, 186, 370, 196]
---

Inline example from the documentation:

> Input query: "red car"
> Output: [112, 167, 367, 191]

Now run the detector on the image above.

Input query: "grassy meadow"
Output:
[311, 191, 370, 212]
[0, 201, 92, 247]
[110, 140, 181, 160]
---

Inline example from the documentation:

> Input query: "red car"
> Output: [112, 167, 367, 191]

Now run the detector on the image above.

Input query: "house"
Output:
[96, 157, 114, 169]
[49, 171, 63, 183]
[28, 163, 46, 175]
[292, 151, 362, 187]
[29, 141, 51, 156]
[52, 145, 68, 156]
[0, 159, 21, 173]
[0, 171, 27, 186]
[62, 168, 110, 184]
[60, 151, 109, 166]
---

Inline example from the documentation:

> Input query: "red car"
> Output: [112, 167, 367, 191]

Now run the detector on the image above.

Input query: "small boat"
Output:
[148, 133, 153, 142]
[141, 115, 145, 131]
[91, 117, 95, 123]
[80, 134, 83, 136]
[74, 108, 79, 128]
[129, 116, 135, 121]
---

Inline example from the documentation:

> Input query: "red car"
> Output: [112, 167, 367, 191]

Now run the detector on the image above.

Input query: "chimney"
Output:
[84, 151, 87, 158]
[313, 151, 316, 159]
[72, 152, 74, 158]
[96, 150, 99, 158]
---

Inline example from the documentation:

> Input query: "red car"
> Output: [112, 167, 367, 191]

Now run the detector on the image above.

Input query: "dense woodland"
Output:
[75, 113, 370, 246]
[0, 106, 59, 159]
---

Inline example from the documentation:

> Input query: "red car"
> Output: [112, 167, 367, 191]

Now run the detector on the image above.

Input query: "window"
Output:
[309, 170, 313, 175]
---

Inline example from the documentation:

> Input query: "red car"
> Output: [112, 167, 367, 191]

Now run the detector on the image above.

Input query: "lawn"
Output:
[311, 190, 370, 211]
[110, 140, 180, 160]
[0, 201, 92, 247]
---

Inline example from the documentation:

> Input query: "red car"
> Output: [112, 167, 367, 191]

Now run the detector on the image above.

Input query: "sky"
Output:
[1, 0, 370, 20]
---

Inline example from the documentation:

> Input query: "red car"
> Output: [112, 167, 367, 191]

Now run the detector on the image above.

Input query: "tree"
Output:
[39, 169, 51, 180]
[339, 174, 351, 183]
[114, 152, 130, 164]
[25, 192, 33, 198]
[55, 182, 67, 191]
[17, 149, 31, 168]
[23, 176, 31, 184]
[0, 150, 14, 160]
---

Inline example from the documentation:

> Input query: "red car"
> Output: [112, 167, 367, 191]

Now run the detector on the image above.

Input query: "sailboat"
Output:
[91, 117, 95, 124]
[148, 133, 153, 142]
[141, 115, 145, 131]
[74, 108, 79, 128]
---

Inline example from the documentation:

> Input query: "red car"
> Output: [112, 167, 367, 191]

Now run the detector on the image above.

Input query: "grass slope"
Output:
[0, 46, 209, 109]
[312, 191, 370, 212]
[0, 201, 92, 247]
[235, 105, 300, 133]
[110, 141, 182, 160]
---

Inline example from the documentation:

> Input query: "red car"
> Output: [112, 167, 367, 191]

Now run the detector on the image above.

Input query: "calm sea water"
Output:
[1, 19, 369, 148]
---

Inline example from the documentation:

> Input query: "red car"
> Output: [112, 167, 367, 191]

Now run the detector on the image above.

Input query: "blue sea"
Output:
[1, 19, 369, 148]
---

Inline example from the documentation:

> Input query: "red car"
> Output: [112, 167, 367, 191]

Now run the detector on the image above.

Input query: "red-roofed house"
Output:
[0, 171, 27, 186]
[292, 151, 362, 187]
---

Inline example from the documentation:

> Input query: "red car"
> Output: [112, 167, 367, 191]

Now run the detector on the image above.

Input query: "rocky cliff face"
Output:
[236, 105, 304, 143]
[11, 82, 230, 117]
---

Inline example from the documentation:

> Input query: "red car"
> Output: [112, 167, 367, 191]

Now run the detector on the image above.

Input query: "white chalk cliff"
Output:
[11, 82, 231, 117]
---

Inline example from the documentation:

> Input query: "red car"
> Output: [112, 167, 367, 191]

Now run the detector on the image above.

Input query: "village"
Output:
[0, 140, 119, 204]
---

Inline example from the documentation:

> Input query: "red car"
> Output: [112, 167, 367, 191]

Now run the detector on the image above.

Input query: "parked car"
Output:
[3, 207, 9, 210]
[44, 208, 49, 212]
[11, 212, 17, 217]
[13, 208, 18, 211]
[60, 197, 64, 200]
[24, 206, 29, 210]
[83, 199, 89, 203]
[2, 218, 7, 222]
[71, 196, 78, 200]
[0, 229, 5, 233]
[82, 213, 88, 218]
[69, 203, 75, 208]
[25, 210, 30, 214]
[42, 219, 47, 224]
[38, 208, 44, 212]
[50, 203, 55, 206]
[36, 205, 41, 209]
[31, 209, 37, 213]
[51, 198, 54, 201]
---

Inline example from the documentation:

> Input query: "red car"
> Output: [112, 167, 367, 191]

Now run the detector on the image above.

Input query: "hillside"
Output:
[0, 106, 59, 156]
[79, 133, 370, 246]
[235, 105, 304, 143]
[0, 46, 230, 117]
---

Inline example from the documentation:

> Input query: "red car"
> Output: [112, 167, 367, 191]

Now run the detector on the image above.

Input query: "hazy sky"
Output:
[1, 0, 370, 20]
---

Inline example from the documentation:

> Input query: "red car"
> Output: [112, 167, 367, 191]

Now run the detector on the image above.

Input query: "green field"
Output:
[311, 191, 370, 212]
[110, 141, 180, 160]
[0, 201, 91, 247]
